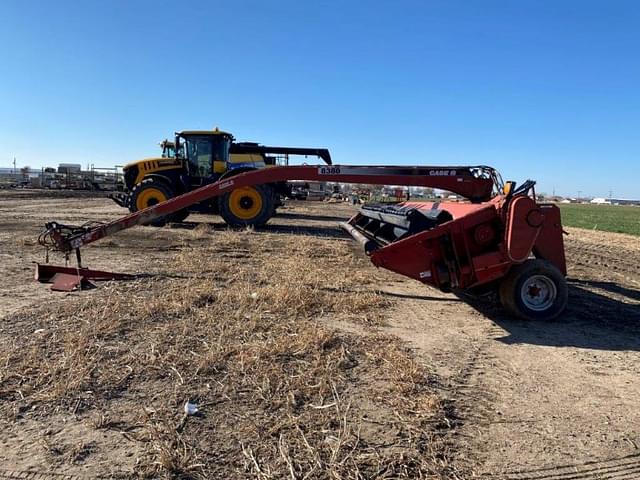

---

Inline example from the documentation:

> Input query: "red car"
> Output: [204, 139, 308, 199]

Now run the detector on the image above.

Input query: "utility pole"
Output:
[578, 190, 582, 202]
[609, 189, 613, 200]
[13, 157, 16, 175]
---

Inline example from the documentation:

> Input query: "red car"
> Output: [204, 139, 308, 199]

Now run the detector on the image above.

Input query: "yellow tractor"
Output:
[111, 129, 331, 226]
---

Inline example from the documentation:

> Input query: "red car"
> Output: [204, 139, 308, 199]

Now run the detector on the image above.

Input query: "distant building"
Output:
[611, 198, 640, 206]
[381, 186, 408, 200]
[590, 197, 612, 205]
[58, 163, 82, 174]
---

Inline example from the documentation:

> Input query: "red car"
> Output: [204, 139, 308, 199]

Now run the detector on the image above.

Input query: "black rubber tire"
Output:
[218, 184, 275, 227]
[171, 209, 190, 223]
[498, 259, 568, 321]
[271, 190, 280, 216]
[128, 177, 189, 227]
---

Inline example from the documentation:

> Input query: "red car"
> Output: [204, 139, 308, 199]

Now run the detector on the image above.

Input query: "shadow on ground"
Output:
[170, 219, 348, 239]
[274, 212, 349, 223]
[380, 290, 463, 302]
[462, 278, 640, 351]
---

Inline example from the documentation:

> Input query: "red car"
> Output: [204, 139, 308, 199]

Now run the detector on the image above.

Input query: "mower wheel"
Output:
[219, 184, 275, 227]
[499, 259, 568, 321]
[128, 177, 189, 227]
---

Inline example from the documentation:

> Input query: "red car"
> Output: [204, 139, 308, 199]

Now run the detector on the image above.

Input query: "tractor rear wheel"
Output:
[219, 184, 275, 227]
[128, 177, 189, 226]
[499, 259, 568, 321]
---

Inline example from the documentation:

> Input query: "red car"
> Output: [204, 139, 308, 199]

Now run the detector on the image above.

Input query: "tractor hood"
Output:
[122, 157, 181, 171]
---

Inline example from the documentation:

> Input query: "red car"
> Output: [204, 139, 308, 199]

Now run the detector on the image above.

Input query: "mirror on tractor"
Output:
[160, 139, 178, 158]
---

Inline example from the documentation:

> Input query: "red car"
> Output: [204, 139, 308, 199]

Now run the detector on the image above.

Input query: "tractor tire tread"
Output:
[128, 177, 188, 226]
[219, 184, 275, 227]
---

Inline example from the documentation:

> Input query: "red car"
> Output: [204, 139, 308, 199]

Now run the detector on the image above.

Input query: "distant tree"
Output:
[20, 166, 31, 177]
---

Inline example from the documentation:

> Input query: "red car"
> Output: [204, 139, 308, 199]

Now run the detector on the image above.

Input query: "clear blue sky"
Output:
[1, 0, 638, 198]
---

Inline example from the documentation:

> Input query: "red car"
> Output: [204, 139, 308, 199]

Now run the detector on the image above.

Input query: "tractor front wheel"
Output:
[219, 184, 275, 227]
[128, 177, 189, 227]
[499, 259, 568, 321]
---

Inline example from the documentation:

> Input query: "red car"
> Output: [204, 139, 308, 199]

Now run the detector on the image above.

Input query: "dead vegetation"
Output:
[0, 229, 454, 478]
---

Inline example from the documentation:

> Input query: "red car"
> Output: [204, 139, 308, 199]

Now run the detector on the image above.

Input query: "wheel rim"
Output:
[136, 187, 167, 210]
[229, 187, 263, 220]
[520, 274, 557, 311]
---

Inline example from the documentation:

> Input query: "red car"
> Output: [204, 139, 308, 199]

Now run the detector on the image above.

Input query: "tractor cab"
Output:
[175, 129, 234, 185]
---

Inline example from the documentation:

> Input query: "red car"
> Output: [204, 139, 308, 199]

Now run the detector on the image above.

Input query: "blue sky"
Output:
[0, 0, 638, 198]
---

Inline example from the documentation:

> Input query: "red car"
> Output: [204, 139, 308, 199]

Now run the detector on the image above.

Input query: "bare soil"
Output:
[1, 190, 639, 479]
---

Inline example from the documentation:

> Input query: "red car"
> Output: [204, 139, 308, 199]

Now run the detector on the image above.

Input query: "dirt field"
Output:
[1, 190, 639, 479]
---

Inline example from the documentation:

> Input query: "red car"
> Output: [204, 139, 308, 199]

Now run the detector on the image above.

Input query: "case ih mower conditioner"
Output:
[37, 164, 568, 321]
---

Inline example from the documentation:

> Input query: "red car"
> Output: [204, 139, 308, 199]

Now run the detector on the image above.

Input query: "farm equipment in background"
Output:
[37, 147, 568, 319]
[109, 129, 332, 226]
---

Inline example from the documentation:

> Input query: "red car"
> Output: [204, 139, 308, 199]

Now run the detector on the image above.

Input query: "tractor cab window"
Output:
[185, 137, 213, 177]
[211, 136, 229, 163]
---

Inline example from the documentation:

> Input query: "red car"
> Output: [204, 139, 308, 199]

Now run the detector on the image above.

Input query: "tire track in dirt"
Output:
[487, 452, 640, 480]
[0, 470, 89, 480]
[565, 239, 640, 285]
[454, 326, 511, 425]
[377, 280, 513, 474]
[442, 322, 517, 474]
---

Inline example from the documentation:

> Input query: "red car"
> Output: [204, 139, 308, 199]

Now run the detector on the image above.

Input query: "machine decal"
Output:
[317, 166, 467, 177]
[318, 166, 341, 175]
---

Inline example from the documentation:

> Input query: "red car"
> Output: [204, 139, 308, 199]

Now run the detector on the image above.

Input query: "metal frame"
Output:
[39, 165, 497, 253]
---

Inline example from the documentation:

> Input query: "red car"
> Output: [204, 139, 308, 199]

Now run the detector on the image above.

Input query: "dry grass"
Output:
[0, 229, 454, 478]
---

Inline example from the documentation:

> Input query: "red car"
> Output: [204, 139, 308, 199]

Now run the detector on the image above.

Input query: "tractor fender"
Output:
[219, 166, 283, 201]
[139, 173, 185, 193]
[220, 166, 289, 197]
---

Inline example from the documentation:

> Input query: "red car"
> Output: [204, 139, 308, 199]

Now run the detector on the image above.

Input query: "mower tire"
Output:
[499, 259, 568, 321]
